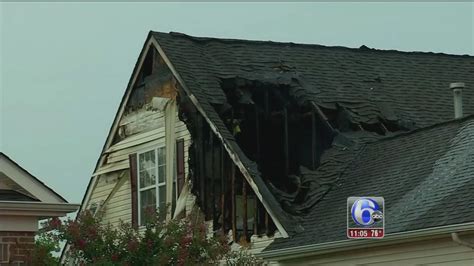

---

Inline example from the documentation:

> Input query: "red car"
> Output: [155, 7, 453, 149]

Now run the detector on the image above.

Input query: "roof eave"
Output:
[0, 201, 80, 217]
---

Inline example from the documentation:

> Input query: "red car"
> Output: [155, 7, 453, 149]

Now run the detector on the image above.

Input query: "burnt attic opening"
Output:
[178, 92, 279, 241]
[215, 78, 333, 194]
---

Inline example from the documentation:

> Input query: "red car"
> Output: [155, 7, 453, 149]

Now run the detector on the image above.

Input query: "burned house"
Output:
[64, 31, 474, 264]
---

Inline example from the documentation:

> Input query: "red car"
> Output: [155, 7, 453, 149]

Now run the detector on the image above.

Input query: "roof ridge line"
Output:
[150, 31, 474, 58]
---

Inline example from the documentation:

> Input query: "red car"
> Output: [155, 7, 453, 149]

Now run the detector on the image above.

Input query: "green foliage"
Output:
[225, 249, 262, 266]
[25, 233, 60, 265]
[32, 210, 262, 265]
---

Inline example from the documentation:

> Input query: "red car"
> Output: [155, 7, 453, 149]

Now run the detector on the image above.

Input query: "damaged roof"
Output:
[267, 115, 474, 250]
[150, 31, 474, 239]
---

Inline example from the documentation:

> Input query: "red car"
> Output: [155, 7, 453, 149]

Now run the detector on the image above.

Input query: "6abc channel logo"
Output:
[347, 197, 384, 239]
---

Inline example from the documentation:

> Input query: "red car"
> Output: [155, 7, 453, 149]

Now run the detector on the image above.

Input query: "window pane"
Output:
[139, 150, 156, 188]
[139, 153, 145, 169]
[158, 185, 166, 217]
[143, 150, 155, 164]
[139, 170, 146, 187]
[140, 188, 156, 226]
[141, 150, 156, 167]
[158, 147, 166, 165]
[140, 168, 156, 188]
[158, 165, 166, 183]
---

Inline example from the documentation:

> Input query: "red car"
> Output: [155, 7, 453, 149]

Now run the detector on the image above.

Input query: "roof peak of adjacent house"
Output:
[0, 152, 69, 203]
[151, 31, 473, 58]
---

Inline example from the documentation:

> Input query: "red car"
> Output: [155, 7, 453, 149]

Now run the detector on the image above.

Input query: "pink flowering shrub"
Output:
[34, 210, 259, 265]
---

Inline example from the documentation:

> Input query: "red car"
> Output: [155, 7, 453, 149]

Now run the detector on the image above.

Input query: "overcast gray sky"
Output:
[1, 2, 473, 204]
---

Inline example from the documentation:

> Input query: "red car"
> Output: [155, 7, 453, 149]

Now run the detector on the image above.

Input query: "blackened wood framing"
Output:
[311, 111, 316, 170]
[254, 194, 258, 235]
[283, 107, 289, 176]
[242, 178, 248, 241]
[255, 105, 261, 163]
[220, 145, 226, 230]
[176, 139, 185, 195]
[197, 115, 206, 215]
[265, 211, 269, 235]
[129, 153, 138, 229]
[231, 164, 237, 242]
[210, 128, 217, 228]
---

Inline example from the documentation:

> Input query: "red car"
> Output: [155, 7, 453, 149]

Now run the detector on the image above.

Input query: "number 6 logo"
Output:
[351, 198, 380, 226]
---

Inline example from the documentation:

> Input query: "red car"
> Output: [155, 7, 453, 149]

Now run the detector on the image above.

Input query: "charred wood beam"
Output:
[254, 196, 258, 236]
[220, 145, 225, 231]
[380, 122, 388, 134]
[310, 101, 335, 133]
[197, 115, 206, 214]
[272, 89, 289, 107]
[311, 110, 316, 170]
[231, 163, 237, 242]
[265, 211, 269, 235]
[270, 110, 285, 116]
[283, 107, 289, 176]
[255, 105, 260, 163]
[264, 89, 270, 117]
[242, 178, 248, 242]
[210, 128, 216, 229]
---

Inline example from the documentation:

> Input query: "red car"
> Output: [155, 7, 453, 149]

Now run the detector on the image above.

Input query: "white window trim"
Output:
[136, 145, 178, 227]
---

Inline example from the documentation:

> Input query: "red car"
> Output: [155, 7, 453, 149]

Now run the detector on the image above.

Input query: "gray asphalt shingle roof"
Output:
[268, 115, 474, 250]
[153, 31, 473, 129]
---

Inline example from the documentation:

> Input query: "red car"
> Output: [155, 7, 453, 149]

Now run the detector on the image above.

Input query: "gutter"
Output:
[0, 201, 80, 214]
[259, 222, 474, 261]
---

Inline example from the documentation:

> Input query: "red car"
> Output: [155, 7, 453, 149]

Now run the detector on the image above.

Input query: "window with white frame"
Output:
[137, 146, 178, 226]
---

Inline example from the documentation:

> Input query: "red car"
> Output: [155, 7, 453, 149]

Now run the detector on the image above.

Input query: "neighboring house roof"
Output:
[0, 152, 69, 203]
[0, 153, 79, 231]
[267, 115, 474, 251]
